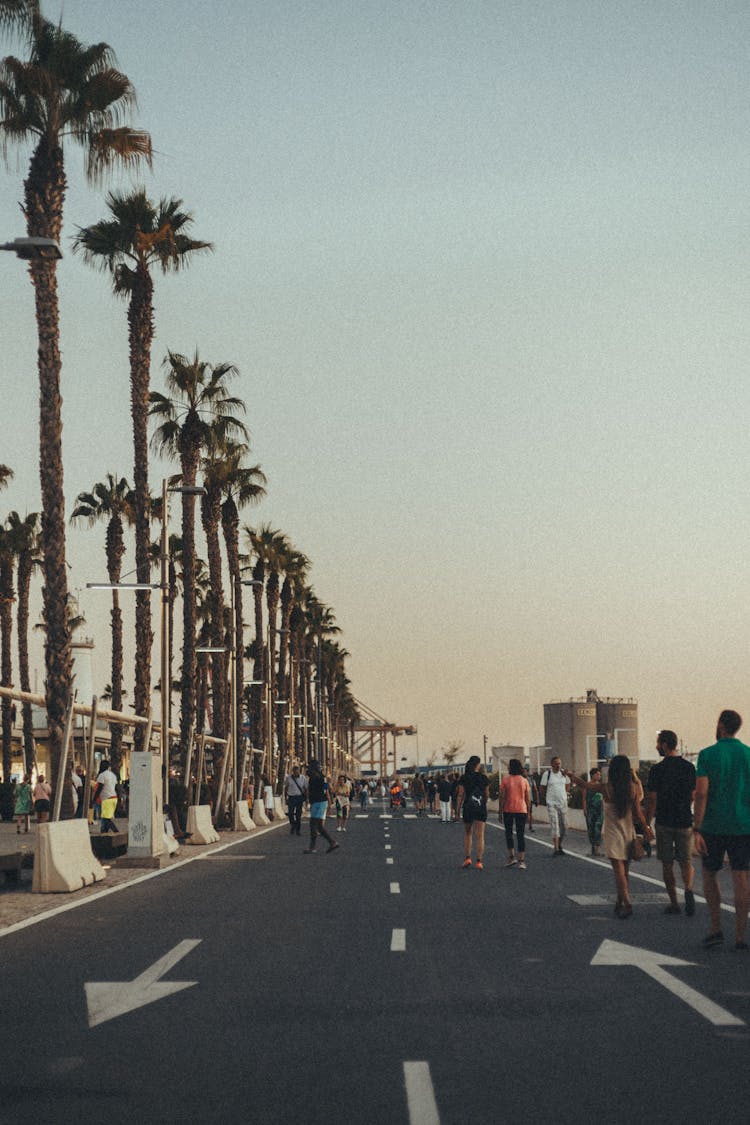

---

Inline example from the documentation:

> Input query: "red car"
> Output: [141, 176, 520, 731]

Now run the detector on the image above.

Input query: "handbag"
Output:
[628, 835, 645, 862]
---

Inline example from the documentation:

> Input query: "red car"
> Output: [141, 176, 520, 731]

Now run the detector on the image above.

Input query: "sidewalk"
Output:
[0, 813, 285, 933]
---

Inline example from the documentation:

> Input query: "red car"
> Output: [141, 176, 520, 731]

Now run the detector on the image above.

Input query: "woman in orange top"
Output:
[499, 759, 532, 869]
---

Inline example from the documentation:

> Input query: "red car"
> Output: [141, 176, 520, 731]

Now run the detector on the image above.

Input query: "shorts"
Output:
[462, 805, 487, 824]
[547, 804, 566, 838]
[34, 799, 50, 814]
[656, 825, 693, 865]
[701, 833, 750, 873]
[310, 801, 328, 820]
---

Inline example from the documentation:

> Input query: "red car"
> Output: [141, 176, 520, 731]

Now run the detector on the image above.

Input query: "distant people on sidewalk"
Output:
[540, 757, 570, 855]
[583, 767, 604, 856]
[334, 774, 351, 832]
[304, 761, 339, 854]
[524, 767, 539, 833]
[570, 755, 653, 918]
[70, 762, 82, 818]
[75, 767, 86, 818]
[499, 758, 531, 869]
[14, 773, 32, 833]
[411, 773, 426, 816]
[359, 782, 369, 810]
[33, 775, 51, 823]
[645, 730, 696, 917]
[693, 710, 750, 951]
[95, 760, 119, 834]
[437, 774, 452, 823]
[456, 756, 488, 870]
[426, 776, 437, 814]
[284, 765, 307, 836]
[263, 776, 275, 821]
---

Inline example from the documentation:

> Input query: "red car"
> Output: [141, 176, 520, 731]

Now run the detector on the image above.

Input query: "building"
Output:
[543, 688, 638, 774]
[491, 745, 525, 775]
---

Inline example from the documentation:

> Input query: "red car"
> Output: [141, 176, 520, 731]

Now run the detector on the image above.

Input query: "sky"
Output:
[2, 1, 750, 766]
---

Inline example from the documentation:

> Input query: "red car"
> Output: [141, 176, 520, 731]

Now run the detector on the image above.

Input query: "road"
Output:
[1, 804, 748, 1124]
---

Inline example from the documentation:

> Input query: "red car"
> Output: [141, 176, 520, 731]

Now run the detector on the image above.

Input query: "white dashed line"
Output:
[390, 882, 400, 894]
[403, 1062, 440, 1124]
[391, 928, 406, 952]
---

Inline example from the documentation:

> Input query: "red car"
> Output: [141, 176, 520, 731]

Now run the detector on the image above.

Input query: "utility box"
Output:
[126, 751, 164, 860]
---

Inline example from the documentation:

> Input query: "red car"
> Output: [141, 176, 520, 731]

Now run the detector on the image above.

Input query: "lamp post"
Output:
[1, 236, 62, 260]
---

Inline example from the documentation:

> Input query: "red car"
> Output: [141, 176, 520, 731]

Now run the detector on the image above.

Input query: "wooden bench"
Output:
[0, 851, 23, 884]
[89, 832, 128, 860]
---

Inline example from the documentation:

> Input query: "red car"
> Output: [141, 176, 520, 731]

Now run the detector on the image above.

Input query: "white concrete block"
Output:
[185, 805, 220, 844]
[32, 821, 106, 893]
[251, 799, 270, 826]
[273, 796, 285, 819]
[234, 801, 256, 831]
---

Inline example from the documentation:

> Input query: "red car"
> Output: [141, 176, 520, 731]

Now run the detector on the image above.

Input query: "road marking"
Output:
[570, 893, 668, 906]
[390, 882, 400, 894]
[404, 814, 417, 819]
[85, 939, 201, 1028]
[391, 928, 406, 952]
[591, 939, 745, 1027]
[385, 844, 392, 850]
[380, 815, 393, 819]
[386, 857, 394, 864]
[403, 1061, 440, 1125]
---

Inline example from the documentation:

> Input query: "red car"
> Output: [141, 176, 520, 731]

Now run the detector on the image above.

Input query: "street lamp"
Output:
[1, 236, 62, 260]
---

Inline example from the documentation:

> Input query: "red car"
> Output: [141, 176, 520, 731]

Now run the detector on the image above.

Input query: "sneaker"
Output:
[475, 860, 484, 870]
[518, 861, 527, 870]
[664, 904, 681, 915]
[505, 858, 517, 867]
[326, 842, 340, 853]
[461, 858, 472, 868]
[684, 889, 696, 917]
[702, 931, 724, 949]
[303, 848, 316, 854]
[734, 941, 749, 951]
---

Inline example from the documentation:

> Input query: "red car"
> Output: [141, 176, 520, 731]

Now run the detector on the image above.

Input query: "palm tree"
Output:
[275, 547, 309, 781]
[71, 474, 135, 769]
[150, 350, 247, 772]
[0, 15, 151, 800]
[7, 510, 40, 773]
[0, 522, 16, 778]
[0, 465, 13, 491]
[73, 192, 210, 748]
[219, 451, 266, 775]
[243, 524, 287, 776]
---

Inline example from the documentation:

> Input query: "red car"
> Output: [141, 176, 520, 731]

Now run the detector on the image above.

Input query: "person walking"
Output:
[284, 764, 308, 836]
[262, 776, 275, 821]
[499, 758, 531, 869]
[437, 774, 452, 823]
[411, 773, 426, 817]
[455, 756, 489, 870]
[540, 757, 570, 855]
[570, 756, 653, 918]
[644, 729, 696, 916]
[523, 767, 539, 833]
[304, 761, 339, 854]
[583, 767, 604, 856]
[32, 775, 51, 823]
[693, 710, 750, 950]
[94, 760, 119, 834]
[333, 774, 351, 832]
[14, 773, 32, 833]
[359, 782, 369, 811]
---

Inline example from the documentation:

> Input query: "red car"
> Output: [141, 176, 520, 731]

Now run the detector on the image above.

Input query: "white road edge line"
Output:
[403, 1061, 440, 1125]
[484, 822, 734, 914]
[391, 928, 406, 952]
[0, 821, 287, 941]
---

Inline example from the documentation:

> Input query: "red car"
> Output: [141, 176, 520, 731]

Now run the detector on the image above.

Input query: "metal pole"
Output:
[194, 734, 206, 805]
[52, 697, 76, 822]
[160, 477, 170, 808]
[82, 696, 99, 819]
[214, 730, 232, 826]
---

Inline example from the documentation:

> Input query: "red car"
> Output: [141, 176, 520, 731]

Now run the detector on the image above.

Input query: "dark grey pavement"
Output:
[1, 805, 749, 1124]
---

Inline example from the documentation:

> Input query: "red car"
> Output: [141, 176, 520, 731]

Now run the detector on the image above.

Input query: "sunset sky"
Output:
[2, 2, 750, 765]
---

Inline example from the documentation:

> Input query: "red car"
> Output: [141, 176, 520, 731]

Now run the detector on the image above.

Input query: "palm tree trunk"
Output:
[25, 138, 73, 810]
[179, 448, 200, 770]
[106, 515, 125, 768]
[16, 551, 35, 774]
[0, 555, 14, 779]
[221, 497, 244, 783]
[200, 489, 226, 741]
[129, 264, 154, 752]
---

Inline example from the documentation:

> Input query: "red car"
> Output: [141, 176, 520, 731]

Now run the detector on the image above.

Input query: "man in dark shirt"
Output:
[645, 729, 696, 916]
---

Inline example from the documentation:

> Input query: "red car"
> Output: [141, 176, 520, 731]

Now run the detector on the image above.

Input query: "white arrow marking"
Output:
[591, 939, 744, 1027]
[85, 939, 201, 1028]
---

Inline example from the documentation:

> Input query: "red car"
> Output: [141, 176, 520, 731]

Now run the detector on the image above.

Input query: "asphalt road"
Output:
[1, 804, 748, 1124]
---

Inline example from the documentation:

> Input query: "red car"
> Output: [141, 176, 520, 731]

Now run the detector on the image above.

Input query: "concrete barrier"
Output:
[185, 805, 220, 844]
[251, 799, 270, 826]
[32, 821, 106, 893]
[234, 801, 256, 831]
[274, 796, 285, 820]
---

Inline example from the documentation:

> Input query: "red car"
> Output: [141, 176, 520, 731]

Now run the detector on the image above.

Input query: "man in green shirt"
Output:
[694, 710, 750, 951]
